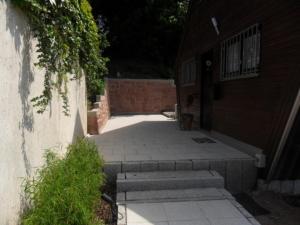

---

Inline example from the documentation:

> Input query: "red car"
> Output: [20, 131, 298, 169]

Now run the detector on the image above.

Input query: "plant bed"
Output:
[96, 197, 115, 225]
[22, 139, 106, 225]
[96, 183, 117, 225]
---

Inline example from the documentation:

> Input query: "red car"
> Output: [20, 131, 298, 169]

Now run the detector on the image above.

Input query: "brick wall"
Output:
[87, 89, 110, 134]
[107, 78, 177, 114]
[176, 0, 300, 157]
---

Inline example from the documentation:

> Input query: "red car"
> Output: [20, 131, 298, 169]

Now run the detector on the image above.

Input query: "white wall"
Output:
[0, 1, 87, 224]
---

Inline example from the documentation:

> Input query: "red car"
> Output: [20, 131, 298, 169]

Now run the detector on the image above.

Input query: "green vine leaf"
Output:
[12, 0, 109, 115]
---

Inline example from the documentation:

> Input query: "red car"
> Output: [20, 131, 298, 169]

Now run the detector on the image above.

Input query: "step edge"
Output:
[116, 188, 233, 203]
[117, 176, 224, 183]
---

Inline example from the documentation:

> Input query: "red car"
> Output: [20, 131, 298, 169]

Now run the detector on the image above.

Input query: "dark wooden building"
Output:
[176, 0, 300, 179]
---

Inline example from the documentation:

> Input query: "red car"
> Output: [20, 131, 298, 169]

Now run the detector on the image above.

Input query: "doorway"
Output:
[200, 50, 213, 131]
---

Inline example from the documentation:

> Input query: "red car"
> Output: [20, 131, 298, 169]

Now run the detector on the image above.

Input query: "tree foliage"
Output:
[90, 0, 188, 73]
[12, 0, 109, 115]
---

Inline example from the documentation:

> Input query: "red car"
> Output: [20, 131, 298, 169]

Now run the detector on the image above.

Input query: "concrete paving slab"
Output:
[126, 203, 167, 223]
[140, 161, 159, 172]
[118, 199, 260, 225]
[158, 161, 175, 171]
[175, 160, 193, 170]
[163, 201, 208, 221]
[123, 161, 141, 172]
[209, 217, 252, 225]
[192, 160, 210, 170]
[90, 115, 252, 163]
[104, 154, 124, 162]
[91, 115, 257, 193]
[197, 199, 244, 219]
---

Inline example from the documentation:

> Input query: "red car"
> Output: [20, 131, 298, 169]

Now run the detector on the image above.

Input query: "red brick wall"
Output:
[107, 78, 177, 114]
[87, 89, 110, 134]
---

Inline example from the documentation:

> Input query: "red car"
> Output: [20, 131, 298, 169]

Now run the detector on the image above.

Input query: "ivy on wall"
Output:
[12, 0, 109, 115]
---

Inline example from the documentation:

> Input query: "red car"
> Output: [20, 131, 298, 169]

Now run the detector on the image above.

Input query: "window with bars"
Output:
[220, 24, 261, 81]
[181, 58, 196, 86]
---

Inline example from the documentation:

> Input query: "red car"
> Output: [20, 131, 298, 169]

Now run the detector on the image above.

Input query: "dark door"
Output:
[200, 50, 213, 130]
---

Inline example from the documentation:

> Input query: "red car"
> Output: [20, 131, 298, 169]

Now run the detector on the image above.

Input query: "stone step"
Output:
[104, 159, 257, 194]
[117, 187, 233, 204]
[117, 170, 224, 192]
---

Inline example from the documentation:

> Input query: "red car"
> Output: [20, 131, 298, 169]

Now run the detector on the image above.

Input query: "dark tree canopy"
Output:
[90, 0, 189, 77]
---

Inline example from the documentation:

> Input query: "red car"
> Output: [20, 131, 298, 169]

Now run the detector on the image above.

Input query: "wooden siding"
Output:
[177, 0, 300, 168]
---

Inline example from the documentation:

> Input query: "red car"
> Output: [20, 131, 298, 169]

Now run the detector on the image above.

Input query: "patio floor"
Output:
[89, 114, 252, 162]
[119, 198, 260, 225]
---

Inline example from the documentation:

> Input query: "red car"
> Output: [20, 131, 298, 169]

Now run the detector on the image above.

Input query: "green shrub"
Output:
[22, 139, 105, 225]
[12, 0, 109, 115]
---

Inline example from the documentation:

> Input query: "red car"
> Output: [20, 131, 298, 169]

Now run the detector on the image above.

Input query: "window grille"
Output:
[220, 24, 261, 81]
[181, 58, 196, 85]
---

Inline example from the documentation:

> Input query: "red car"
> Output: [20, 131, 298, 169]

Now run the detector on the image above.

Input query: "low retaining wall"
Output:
[107, 78, 177, 114]
[87, 78, 177, 134]
[87, 90, 110, 135]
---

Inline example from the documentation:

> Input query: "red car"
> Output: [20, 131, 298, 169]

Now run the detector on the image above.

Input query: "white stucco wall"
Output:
[0, 1, 87, 224]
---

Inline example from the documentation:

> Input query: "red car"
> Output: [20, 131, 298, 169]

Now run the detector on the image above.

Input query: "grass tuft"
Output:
[22, 138, 105, 225]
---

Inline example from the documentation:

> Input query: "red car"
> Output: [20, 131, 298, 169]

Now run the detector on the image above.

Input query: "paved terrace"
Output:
[119, 197, 261, 225]
[89, 115, 256, 193]
[90, 114, 251, 162]
[90, 115, 261, 225]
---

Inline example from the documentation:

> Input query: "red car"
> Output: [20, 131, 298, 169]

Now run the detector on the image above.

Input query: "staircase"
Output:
[104, 157, 257, 194]
[116, 170, 261, 225]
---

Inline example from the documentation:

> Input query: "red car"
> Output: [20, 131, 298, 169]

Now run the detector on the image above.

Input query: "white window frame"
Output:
[220, 24, 261, 81]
